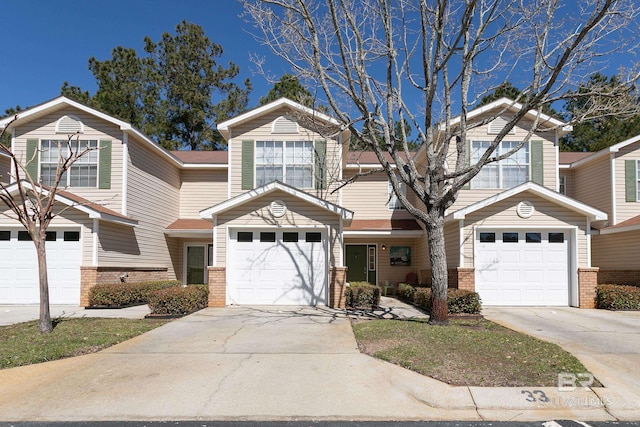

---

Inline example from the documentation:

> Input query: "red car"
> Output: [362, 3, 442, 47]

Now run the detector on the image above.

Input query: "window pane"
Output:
[260, 232, 276, 242]
[282, 232, 299, 242]
[45, 231, 57, 241]
[64, 231, 80, 242]
[306, 232, 322, 242]
[526, 232, 541, 243]
[18, 231, 31, 241]
[480, 232, 495, 243]
[0, 231, 10, 241]
[237, 232, 253, 242]
[503, 232, 518, 243]
[549, 232, 564, 243]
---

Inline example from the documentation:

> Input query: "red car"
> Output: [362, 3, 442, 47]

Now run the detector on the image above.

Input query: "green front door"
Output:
[186, 246, 205, 284]
[346, 245, 368, 282]
[346, 244, 377, 285]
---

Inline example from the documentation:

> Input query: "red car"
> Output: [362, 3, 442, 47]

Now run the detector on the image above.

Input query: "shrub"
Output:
[88, 280, 182, 307]
[597, 284, 640, 310]
[345, 281, 380, 309]
[397, 283, 416, 302]
[148, 285, 209, 315]
[411, 287, 482, 315]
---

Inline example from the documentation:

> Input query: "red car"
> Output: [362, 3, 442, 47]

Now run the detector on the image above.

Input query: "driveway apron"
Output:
[483, 307, 640, 417]
[0, 306, 478, 421]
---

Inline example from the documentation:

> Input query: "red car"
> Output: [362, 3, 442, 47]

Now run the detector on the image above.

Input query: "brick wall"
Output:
[578, 267, 599, 309]
[207, 267, 226, 307]
[597, 270, 640, 286]
[457, 268, 475, 292]
[79, 266, 168, 306]
[329, 267, 347, 308]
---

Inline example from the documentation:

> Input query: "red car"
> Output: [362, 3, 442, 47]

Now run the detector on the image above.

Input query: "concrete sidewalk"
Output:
[0, 304, 151, 326]
[0, 301, 637, 422]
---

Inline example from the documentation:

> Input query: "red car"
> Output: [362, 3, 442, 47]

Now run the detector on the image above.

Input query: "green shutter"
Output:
[462, 139, 471, 190]
[531, 140, 544, 185]
[25, 139, 39, 180]
[98, 140, 112, 189]
[241, 140, 254, 190]
[315, 139, 327, 190]
[625, 159, 637, 202]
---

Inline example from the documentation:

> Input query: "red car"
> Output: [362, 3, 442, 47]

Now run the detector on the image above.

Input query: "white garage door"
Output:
[0, 229, 82, 304]
[227, 228, 327, 305]
[475, 229, 569, 306]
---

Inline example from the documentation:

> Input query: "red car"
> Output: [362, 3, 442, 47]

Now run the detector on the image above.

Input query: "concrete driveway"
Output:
[483, 307, 640, 413]
[0, 305, 478, 421]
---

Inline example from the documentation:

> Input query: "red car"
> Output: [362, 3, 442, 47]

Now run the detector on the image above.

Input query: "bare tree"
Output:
[243, 0, 640, 322]
[0, 119, 97, 333]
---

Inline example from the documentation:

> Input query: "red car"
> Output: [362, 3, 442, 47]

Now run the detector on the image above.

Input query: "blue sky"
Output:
[0, 0, 289, 113]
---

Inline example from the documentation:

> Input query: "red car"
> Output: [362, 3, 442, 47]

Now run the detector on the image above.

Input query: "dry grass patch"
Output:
[352, 318, 593, 387]
[0, 318, 169, 369]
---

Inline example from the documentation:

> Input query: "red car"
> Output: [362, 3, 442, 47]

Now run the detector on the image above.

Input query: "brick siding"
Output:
[578, 267, 599, 309]
[79, 266, 168, 307]
[207, 267, 226, 307]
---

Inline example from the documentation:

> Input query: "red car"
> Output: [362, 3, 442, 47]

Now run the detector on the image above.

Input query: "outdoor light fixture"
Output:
[381, 244, 386, 250]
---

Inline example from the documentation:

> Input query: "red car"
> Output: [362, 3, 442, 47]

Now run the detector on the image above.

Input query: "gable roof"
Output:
[199, 180, 353, 224]
[216, 98, 343, 140]
[451, 97, 572, 134]
[446, 181, 607, 222]
[2, 181, 137, 226]
[0, 96, 227, 170]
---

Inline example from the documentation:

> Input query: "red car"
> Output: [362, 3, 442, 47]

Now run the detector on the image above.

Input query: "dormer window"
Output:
[272, 116, 299, 134]
[56, 115, 84, 134]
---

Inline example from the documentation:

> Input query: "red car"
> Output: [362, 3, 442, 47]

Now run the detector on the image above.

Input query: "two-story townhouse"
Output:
[560, 136, 640, 286]
[421, 98, 608, 308]
[0, 96, 612, 309]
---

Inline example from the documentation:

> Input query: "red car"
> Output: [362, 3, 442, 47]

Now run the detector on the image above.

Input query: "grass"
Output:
[352, 318, 594, 387]
[0, 317, 169, 369]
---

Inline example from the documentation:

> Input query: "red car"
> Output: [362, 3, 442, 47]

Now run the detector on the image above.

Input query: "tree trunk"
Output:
[426, 213, 449, 324]
[36, 240, 53, 333]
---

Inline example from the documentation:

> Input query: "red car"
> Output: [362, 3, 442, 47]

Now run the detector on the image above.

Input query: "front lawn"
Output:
[0, 318, 169, 369]
[352, 318, 593, 387]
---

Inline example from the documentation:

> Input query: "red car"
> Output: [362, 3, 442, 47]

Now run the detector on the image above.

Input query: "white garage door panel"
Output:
[228, 229, 327, 305]
[0, 230, 81, 304]
[475, 230, 569, 306]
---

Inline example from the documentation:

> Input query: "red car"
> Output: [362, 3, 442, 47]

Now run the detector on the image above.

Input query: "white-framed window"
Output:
[471, 141, 529, 189]
[559, 175, 566, 195]
[256, 140, 314, 188]
[388, 179, 406, 210]
[40, 139, 98, 187]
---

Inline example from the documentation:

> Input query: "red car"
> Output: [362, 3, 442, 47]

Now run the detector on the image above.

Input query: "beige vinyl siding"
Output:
[592, 230, 640, 269]
[99, 137, 180, 278]
[341, 171, 415, 219]
[228, 108, 341, 203]
[615, 143, 640, 223]
[215, 190, 341, 266]
[447, 114, 559, 212]
[0, 155, 10, 184]
[460, 192, 590, 268]
[180, 169, 227, 217]
[12, 108, 124, 213]
[560, 169, 575, 198]
[573, 155, 611, 218]
[0, 201, 93, 266]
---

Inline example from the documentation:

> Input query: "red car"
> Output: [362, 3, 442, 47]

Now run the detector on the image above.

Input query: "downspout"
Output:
[586, 217, 592, 268]
[212, 215, 217, 267]
[10, 128, 15, 182]
[610, 153, 616, 226]
[92, 219, 99, 266]
[121, 132, 129, 216]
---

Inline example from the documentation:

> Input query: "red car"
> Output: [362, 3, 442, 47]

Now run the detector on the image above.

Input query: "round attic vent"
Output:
[269, 200, 287, 218]
[517, 200, 535, 218]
